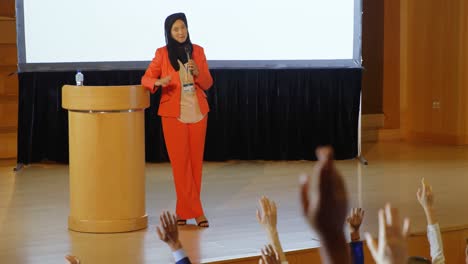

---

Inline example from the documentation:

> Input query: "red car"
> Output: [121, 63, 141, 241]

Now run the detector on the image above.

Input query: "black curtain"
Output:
[17, 68, 361, 164]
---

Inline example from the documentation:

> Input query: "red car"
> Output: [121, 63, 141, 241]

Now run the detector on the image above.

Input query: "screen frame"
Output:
[16, 0, 362, 72]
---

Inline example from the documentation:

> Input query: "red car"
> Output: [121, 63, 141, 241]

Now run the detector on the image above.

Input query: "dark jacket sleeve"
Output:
[176, 257, 192, 264]
[350, 241, 364, 264]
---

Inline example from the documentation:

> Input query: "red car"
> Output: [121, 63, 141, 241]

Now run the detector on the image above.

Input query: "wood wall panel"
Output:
[401, 0, 468, 144]
[0, 68, 18, 96]
[0, 4, 17, 159]
[382, 0, 400, 129]
[0, 45, 17, 65]
[460, 0, 468, 144]
[0, 102, 18, 128]
[0, 0, 15, 17]
[0, 19, 16, 44]
[362, 0, 384, 114]
[0, 132, 16, 158]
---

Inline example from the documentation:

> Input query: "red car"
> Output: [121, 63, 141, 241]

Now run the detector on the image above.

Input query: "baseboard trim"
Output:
[362, 114, 385, 129]
[406, 132, 468, 145]
[0, 131, 16, 158]
[378, 129, 401, 141]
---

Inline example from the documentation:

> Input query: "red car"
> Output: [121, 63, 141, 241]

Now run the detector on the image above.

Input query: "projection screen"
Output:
[16, 0, 362, 72]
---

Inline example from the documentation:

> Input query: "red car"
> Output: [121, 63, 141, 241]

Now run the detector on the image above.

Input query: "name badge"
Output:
[183, 83, 195, 92]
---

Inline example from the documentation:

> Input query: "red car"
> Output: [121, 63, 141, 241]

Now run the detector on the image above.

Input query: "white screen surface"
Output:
[18, 0, 360, 71]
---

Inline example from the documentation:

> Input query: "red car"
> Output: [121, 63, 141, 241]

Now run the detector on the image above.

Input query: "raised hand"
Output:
[300, 146, 348, 237]
[417, 178, 434, 210]
[365, 204, 410, 264]
[259, 244, 281, 264]
[347, 208, 365, 241]
[256, 196, 286, 262]
[465, 241, 468, 264]
[299, 146, 350, 264]
[156, 211, 182, 251]
[65, 255, 80, 264]
[416, 178, 435, 225]
[256, 196, 278, 232]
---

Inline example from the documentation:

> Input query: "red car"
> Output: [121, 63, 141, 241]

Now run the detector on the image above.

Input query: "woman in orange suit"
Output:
[141, 13, 213, 227]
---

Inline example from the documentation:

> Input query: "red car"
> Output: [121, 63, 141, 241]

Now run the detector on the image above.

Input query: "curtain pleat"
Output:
[17, 68, 361, 164]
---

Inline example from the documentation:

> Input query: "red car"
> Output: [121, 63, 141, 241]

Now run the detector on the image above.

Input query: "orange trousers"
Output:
[162, 116, 207, 219]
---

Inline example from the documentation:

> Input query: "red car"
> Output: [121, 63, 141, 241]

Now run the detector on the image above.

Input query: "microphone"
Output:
[184, 45, 193, 75]
[184, 45, 192, 61]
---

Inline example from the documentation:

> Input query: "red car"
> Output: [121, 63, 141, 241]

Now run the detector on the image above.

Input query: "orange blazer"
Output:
[141, 44, 213, 118]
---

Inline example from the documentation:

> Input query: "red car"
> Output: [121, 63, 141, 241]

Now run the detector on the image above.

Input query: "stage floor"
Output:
[1, 141, 468, 263]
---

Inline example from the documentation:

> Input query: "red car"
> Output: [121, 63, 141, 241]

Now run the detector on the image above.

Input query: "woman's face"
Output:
[171, 19, 188, 43]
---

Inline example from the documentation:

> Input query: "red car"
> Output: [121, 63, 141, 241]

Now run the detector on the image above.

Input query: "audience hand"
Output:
[256, 196, 287, 262]
[299, 146, 350, 264]
[465, 239, 468, 264]
[416, 178, 434, 210]
[259, 244, 281, 264]
[347, 208, 365, 242]
[256, 196, 278, 233]
[300, 146, 348, 238]
[156, 211, 182, 252]
[65, 255, 80, 264]
[416, 178, 435, 225]
[364, 204, 410, 264]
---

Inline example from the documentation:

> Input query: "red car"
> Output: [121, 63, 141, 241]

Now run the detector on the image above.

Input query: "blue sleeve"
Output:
[350, 241, 364, 264]
[173, 249, 192, 264]
[175, 257, 192, 264]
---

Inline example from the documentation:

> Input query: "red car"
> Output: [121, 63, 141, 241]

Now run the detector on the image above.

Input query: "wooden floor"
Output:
[1, 141, 468, 263]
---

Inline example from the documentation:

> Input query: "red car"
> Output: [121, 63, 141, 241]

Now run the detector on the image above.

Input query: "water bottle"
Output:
[75, 70, 84, 86]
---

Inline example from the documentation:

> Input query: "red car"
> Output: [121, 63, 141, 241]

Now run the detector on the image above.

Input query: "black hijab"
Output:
[164, 13, 193, 71]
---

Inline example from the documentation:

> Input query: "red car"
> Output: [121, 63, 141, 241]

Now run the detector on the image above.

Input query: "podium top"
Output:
[62, 85, 150, 111]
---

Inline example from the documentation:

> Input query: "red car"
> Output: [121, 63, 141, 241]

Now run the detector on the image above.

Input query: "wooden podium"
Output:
[62, 85, 149, 233]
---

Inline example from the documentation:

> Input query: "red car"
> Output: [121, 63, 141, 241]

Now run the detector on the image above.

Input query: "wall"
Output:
[0, 0, 17, 158]
[400, 0, 468, 144]
[362, 0, 384, 115]
[382, 0, 400, 129]
[0, 0, 392, 159]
